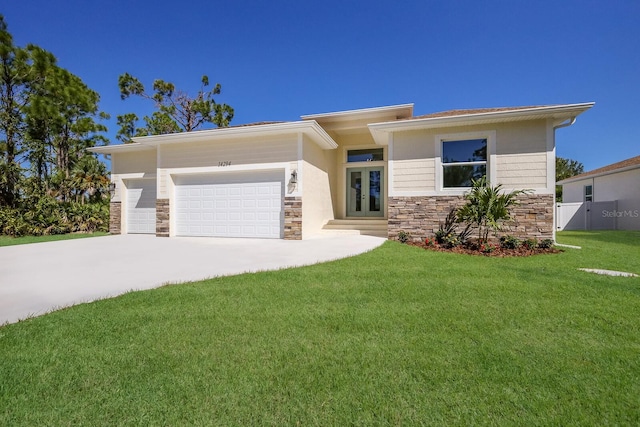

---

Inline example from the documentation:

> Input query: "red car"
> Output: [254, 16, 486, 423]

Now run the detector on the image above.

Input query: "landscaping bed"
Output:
[408, 239, 562, 257]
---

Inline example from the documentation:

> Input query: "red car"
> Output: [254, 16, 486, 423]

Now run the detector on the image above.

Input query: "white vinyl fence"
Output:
[556, 200, 640, 231]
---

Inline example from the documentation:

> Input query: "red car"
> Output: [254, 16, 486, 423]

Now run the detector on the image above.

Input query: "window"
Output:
[584, 185, 593, 202]
[347, 148, 383, 163]
[442, 138, 487, 187]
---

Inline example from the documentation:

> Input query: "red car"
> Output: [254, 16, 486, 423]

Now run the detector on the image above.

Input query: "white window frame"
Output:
[584, 184, 593, 202]
[435, 130, 496, 194]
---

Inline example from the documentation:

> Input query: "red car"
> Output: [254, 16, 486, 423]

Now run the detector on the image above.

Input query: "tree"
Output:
[456, 176, 529, 243]
[0, 15, 31, 207]
[0, 14, 111, 235]
[556, 157, 584, 202]
[116, 73, 233, 142]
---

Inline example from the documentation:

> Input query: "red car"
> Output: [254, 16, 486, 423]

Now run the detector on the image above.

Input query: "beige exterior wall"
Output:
[390, 120, 550, 195]
[112, 150, 157, 175]
[159, 136, 297, 169]
[156, 136, 298, 199]
[301, 136, 335, 237]
[111, 150, 157, 203]
[331, 132, 387, 219]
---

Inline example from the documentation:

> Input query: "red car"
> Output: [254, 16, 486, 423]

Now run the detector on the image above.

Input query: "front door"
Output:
[347, 167, 384, 217]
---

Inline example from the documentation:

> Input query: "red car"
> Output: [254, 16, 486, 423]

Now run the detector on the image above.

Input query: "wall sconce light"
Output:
[290, 170, 298, 184]
[109, 182, 116, 197]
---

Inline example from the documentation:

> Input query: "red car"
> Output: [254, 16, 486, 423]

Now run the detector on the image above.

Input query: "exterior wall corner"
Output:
[156, 198, 170, 237]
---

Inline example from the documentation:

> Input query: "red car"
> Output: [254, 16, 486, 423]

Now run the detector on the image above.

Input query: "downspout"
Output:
[552, 116, 576, 242]
[553, 116, 576, 130]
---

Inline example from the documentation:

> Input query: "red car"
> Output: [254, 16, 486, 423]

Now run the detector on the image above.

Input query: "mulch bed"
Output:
[407, 241, 562, 257]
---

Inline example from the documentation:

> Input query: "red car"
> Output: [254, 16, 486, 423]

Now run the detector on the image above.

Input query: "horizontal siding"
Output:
[496, 153, 546, 187]
[160, 138, 297, 169]
[393, 159, 435, 191]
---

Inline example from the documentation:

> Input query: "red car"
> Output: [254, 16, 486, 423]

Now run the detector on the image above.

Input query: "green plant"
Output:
[538, 238, 554, 249]
[500, 235, 521, 249]
[397, 230, 410, 243]
[456, 176, 529, 243]
[522, 238, 537, 249]
[435, 208, 470, 248]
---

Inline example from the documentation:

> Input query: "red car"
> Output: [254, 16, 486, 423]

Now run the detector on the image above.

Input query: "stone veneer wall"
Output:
[283, 197, 302, 240]
[109, 201, 121, 234]
[156, 198, 170, 237]
[388, 194, 554, 242]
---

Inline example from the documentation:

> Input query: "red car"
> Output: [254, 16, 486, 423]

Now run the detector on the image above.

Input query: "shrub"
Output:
[538, 239, 554, 249]
[397, 230, 410, 244]
[499, 235, 521, 249]
[435, 208, 470, 248]
[456, 176, 530, 243]
[522, 238, 537, 249]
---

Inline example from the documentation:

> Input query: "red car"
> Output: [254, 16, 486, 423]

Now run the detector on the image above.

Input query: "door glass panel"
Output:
[369, 170, 381, 212]
[350, 171, 362, 212]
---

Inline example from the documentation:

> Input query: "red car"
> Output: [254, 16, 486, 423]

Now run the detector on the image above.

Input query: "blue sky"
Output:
[4, 0, 639, 171]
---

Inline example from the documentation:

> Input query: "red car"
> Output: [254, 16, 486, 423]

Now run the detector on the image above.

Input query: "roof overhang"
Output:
[88, 142, 155, 155]
[367, 102, 595, 145]
[558, 163, 640, 185]
[302, 104, 414, 135]
[88, 120, 338, 155]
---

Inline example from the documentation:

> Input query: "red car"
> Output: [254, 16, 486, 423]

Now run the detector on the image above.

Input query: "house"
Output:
[89, 102, 594, 241]
[557, 154, 640, 230]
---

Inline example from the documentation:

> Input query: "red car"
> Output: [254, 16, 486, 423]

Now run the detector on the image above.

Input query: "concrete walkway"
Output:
[0, 234, 386, 325]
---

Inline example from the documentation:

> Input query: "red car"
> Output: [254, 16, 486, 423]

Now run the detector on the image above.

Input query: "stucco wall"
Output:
[301, 137, 335, 237]
[562, 178, 590, 203]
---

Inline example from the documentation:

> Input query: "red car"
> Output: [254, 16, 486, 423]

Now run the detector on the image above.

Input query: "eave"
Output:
[88, 121, 339, 155]
[368, 102, 595, 145]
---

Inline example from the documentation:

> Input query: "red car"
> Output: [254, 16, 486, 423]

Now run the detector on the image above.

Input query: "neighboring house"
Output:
[557, 155, 640, 231]
[90, 102, 593, 241]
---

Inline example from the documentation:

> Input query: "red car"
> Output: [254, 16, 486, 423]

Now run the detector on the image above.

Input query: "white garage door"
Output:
[126, 179, 156, 234]
[175, 171, 284, 238]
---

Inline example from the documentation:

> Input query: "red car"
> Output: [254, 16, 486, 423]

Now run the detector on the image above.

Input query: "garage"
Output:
[126, 178, 157, 234]
[174, 170, 284, 238]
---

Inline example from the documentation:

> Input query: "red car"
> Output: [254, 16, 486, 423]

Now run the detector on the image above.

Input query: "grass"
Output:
[1, 230, 639, 425]
[0, 232, 108, 247]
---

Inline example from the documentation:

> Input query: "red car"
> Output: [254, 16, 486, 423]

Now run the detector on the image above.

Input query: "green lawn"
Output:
[1, 231, 639, 425]
[0, 232, 108, 247]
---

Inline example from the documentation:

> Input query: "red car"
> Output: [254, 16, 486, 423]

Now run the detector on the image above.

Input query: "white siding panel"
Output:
[496, 154, 547, 187]
[392, 159, 435, 192]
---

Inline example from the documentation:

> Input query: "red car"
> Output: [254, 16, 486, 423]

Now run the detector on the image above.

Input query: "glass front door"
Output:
[347, 167, 384, 217]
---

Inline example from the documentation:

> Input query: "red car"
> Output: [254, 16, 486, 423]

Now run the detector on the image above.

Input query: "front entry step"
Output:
[321, 219, 388, 238]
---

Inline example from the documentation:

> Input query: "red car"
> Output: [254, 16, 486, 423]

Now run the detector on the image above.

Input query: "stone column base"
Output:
[156, 199, 170, 237]
[284, 197, 302, 240]
[109, 201, 122, 234]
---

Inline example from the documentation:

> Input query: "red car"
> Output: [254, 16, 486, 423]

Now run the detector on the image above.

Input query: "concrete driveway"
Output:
[0, 234, 386, 325]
